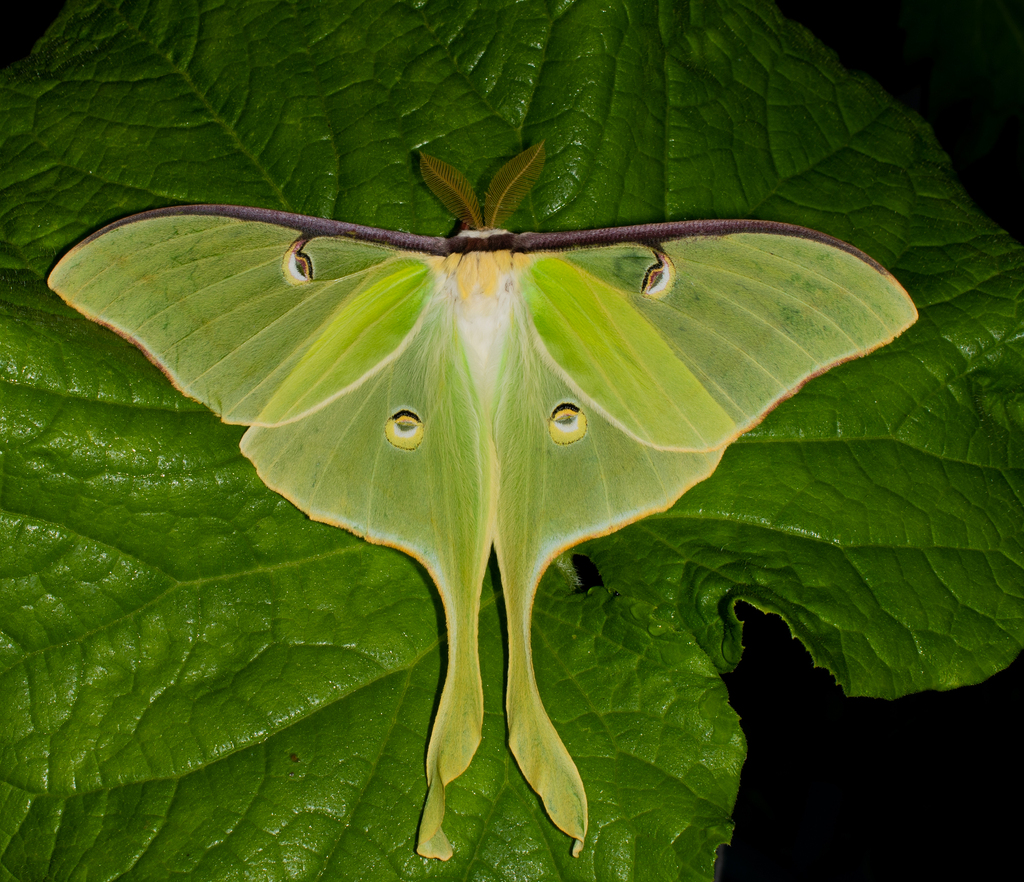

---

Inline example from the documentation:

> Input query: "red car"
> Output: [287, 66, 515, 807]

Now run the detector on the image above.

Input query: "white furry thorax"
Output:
[428, 244, 534, 398]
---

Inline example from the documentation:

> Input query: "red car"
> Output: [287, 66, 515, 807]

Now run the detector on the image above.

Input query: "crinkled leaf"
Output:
[1, 1, 1022, 881]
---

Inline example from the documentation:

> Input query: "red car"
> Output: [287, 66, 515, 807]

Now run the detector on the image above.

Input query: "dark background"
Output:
[4, 3, 1022, 881]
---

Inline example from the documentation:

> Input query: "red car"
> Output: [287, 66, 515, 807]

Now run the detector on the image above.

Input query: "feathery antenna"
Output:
[419, 152, 484, 230]
[484, 142, 545, 229]
[420, 143, 545, 230]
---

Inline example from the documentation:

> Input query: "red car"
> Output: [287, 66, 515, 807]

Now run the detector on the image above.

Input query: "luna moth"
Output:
[47, 143, 917, 860]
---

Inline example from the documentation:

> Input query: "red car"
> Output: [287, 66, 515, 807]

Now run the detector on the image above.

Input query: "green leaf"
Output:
[1, 1, 1022, 880]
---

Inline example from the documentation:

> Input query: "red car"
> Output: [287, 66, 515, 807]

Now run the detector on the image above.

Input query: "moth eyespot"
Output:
[548, 403, 587, 445]
[284, 241, 313, 284]
[385, 409, 424, 450]
[641, 251, 673, 298]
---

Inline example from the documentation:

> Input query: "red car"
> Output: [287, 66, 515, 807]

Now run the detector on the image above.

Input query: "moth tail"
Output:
[417, 786, 454, 860]
[505, 574, 588, 856]
[416, 595, 484, 860]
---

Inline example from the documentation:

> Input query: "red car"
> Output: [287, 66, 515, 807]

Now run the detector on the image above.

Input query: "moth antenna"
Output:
[484, 141, 545, 229]
[420, 152, 484, 230]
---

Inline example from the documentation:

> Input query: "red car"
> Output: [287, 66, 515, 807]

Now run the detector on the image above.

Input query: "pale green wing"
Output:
[527, 231, 917, 449]
[49, 209, 490, 861]
[492, 306, 725, 856]
[48, 210, 434, 425]
[499, 228, 916, 855]
[240, 296, 492, 861]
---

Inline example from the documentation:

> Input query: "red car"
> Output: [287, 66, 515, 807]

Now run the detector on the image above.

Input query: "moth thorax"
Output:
[436, 251, 507, 301]
[438, 252, 526, 394]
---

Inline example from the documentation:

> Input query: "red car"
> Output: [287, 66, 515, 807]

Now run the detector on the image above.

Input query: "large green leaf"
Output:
[1, 1, 1021, 880]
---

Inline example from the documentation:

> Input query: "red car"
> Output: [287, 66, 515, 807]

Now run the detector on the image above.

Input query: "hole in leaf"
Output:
[571, 554, 604, 593]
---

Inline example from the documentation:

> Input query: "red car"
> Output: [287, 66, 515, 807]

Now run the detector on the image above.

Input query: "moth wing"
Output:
[525, 230, 917, 450]
[501, 226, 916, 852]
[492, 308, 726, 857]
[240, 299, 491, 861]
[49, 210, 434, 426]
